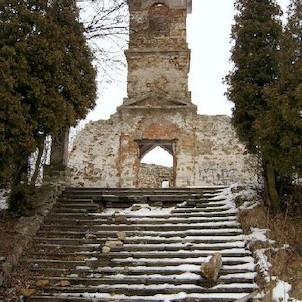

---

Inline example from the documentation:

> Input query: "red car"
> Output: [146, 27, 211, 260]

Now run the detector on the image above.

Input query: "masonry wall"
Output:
[68, 117, 121, 187]
[138, 164, 173, 188]
[67, 112, 256, 188]
[194, 115, 256, 186]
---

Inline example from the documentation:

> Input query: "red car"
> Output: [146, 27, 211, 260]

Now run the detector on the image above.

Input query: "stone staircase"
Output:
[22, 187, 258, 301]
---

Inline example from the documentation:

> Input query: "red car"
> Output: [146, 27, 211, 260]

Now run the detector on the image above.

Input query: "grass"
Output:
[236, 188, 302, 301]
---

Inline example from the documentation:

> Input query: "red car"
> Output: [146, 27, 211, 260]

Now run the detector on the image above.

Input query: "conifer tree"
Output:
[258, 0, 302, 185]
[225, 0, 283, 211]
[0, 0, 96, 212]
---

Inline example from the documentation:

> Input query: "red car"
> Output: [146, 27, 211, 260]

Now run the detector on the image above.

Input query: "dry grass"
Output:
[238, 198, 302, 300]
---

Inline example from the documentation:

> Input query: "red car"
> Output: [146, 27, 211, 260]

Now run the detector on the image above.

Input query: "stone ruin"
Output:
[66, 0, 256, 188]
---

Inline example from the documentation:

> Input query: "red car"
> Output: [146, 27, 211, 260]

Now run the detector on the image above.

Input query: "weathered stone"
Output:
[36, 280, 50, 287]
[131, 205, 143, 211]
[49, 129, 69, 170]
[117, 231, 127, 241]
[113, 214, 128, 224]
[102, 246, 111, 254]
[187, 199, 196, 207]
[67, 0, 257, 189]
[85, 257, 99, 268]
[153, 201, 163, 207]
[200, 253, 222, 281]
[2, 262, 13, 275]
[20, 288, 36, 297]
[57, 280, 71, 287]
[105, 240, 124, 249]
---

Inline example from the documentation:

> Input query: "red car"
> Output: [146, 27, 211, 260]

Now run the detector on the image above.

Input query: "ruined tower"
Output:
[67, 1, 255, 188]
[120, 0, 196, 111]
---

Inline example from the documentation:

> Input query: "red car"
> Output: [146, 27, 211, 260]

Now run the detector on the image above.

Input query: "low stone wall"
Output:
[138, 164, 173, 188]
[0, 170, 67, 287]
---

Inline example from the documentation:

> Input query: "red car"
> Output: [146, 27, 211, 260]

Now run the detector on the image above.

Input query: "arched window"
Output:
[148, 2, 170, 36]
[137, 140, 176, 188]
[141, 145, 173, 167]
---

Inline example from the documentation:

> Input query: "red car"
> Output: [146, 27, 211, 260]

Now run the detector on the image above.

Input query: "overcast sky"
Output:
[86, 0, 290, 122]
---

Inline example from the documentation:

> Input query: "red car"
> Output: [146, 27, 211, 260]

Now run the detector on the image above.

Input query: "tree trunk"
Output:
[30, 145, 44, 190]
[12, 158, 29, 187]
[265, 162, 280, 212]
[30, 137, 45, 189]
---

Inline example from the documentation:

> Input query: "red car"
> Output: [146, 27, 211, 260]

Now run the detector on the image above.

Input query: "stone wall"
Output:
[138, 164, 173, 188]
[194, 115, 256, 186]
[67, 112, 257, 188]
[67, 117, 120, 187]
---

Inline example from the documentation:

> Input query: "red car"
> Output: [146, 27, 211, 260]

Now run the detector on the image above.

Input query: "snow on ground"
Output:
[217, 184, 302, 302]
[0, 189, 8, 210]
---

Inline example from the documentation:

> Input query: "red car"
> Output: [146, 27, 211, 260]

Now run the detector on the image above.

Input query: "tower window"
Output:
[148, 2, 170, 36]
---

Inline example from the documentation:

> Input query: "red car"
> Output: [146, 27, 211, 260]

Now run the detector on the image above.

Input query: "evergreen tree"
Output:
[225, 0, 283, 211]
[0, 0, 96, 212]
[258, 0, 302, 184]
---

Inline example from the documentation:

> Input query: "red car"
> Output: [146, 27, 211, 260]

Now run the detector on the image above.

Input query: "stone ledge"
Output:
[0, 172, 67, 287]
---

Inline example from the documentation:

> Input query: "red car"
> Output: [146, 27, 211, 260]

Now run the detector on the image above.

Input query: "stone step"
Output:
[20, 187, 256, 301]
[31, 249, 252, 259]
[36, 228, 243, 239]
[42, 217, 239, 226]
[60, 195, 199, 203]
[29, 266, 255, 277]
[45, 214, 238, 223]
[22, 292, 255, 302]
[56, 201, 228, 209]
[25, 256, 254, 269]
[63, 187, 226, 195]
[23, 283, 257, 296]
[33, 240, 246, 252]
[38, 222, 240, 232]
[44, 212, 238, 219]
[33, 235, 245, 246]
[60, 191, 226, 199]
[171, 206, 237, 216]
[29, 274, 256, 286]
[50, 204, 238, 213]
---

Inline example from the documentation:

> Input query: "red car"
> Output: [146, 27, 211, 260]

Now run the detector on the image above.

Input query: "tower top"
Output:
[128, 0, 192, 14]
[119, 0, 196, 112]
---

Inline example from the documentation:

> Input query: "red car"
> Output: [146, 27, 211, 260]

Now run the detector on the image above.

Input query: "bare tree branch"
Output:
[77, 0, 129, 86]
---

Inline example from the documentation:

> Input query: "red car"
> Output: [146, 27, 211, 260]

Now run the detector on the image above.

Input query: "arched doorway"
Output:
[136, 140, 177, 188]
[141, 146, 173, 167]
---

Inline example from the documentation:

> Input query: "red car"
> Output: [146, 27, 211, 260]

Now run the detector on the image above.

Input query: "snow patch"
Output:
[102, 203, 174, 217]
[244, 228, 275, 245]
[223, 184, 300, 302]
[273, 280, 292, 301]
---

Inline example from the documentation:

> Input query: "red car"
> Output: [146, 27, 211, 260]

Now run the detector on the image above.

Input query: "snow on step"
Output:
[23, 187, 258, 302]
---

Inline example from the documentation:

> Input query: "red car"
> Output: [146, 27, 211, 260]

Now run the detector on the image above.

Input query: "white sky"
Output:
[86, 0, 290, 122]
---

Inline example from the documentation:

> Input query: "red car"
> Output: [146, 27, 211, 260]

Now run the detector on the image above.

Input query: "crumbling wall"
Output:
[67, 117, 120, 187]
[194, 115, 257, 186]
[138, 163, 173, 188]
[117, 109, 196, 187]
[67, 112, 257, 188]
